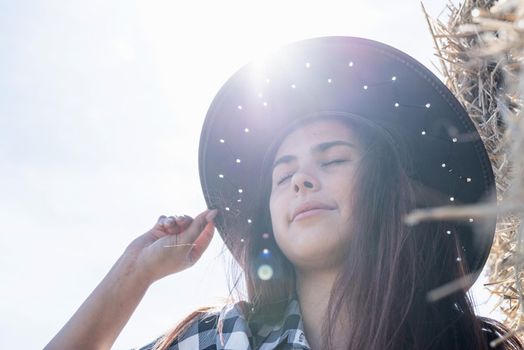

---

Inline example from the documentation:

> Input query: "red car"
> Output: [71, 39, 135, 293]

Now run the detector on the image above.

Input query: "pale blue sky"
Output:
[0, 1, 497, 349]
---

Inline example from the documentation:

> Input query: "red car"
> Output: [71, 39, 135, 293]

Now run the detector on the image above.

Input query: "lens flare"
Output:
[257, 264, 273, 280]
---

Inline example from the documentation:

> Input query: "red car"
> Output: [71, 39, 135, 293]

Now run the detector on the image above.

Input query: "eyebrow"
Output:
[272, 140, 356, 171]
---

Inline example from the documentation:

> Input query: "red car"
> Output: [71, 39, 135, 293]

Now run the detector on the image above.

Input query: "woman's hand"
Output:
[125, 208, 218, 285]
[44, 208, 217, 350]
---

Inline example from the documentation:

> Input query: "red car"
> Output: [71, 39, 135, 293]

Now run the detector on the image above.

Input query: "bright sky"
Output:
[0, 1, 499, 349]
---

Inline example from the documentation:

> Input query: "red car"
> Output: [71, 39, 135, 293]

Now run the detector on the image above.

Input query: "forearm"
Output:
[45, 254, 150, 350]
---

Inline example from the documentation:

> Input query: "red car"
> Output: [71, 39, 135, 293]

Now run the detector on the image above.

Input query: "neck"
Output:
[295, 268, 349, 350]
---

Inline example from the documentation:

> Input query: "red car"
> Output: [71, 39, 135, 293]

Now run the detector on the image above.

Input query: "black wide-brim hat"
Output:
[199, 36, 496, 285]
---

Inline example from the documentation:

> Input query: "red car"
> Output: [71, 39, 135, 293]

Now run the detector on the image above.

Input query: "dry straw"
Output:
[416, 0, 524, 339]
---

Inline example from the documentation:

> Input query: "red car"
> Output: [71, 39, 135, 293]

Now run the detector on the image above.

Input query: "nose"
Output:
[291, 171, 319, 193]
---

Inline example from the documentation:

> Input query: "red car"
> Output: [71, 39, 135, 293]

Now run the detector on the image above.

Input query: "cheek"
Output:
[269, 193, 287, 238]
[328, 173, 357, 220]
[269, 194, 280, 224]
[336, 169, 358, 195]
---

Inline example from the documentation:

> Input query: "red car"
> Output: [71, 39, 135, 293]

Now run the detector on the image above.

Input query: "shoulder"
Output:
[136, 301, 252, 350]
[135, 309, 221, 350]
[171, 310, 222, 349]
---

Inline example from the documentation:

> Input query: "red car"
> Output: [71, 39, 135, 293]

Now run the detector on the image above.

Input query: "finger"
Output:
[153, 215, 169, 231]
[175, 215, 193, 231]
[188, 221, 215, 263]
[205, 209, 218, 223]
[178, 210, 212, 244]
[155, 215, 167, 226]
[146, 216, 171, 239]
[155, 215, 190, 235]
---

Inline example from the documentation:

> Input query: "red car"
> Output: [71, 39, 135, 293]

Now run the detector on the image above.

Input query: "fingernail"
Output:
[206, 209, 218, 222]
[176, 215, 191, 224]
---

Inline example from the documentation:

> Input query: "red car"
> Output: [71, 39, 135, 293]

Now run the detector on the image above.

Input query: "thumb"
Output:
[179, 209, 214, 244]
[188, 221, 215, 264]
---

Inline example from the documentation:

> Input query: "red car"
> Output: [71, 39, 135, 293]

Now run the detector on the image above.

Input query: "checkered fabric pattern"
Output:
[137, 299, 310, 350]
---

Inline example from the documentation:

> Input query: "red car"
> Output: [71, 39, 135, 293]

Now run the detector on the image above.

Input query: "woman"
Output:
[46, 37, 522, 349]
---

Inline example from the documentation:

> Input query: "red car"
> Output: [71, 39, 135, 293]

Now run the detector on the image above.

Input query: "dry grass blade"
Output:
[427, 273, 478, 302]
[490, 326, 524, 348]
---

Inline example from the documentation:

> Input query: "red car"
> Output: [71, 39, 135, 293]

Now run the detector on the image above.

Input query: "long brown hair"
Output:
[157, 114, 522, 349]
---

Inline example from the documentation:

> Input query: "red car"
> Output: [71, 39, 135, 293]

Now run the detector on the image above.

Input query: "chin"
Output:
[289, 250, 343, 272]
[284, 238, 342, 267]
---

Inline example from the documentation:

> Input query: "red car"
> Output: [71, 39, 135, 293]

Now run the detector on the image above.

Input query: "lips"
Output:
[291, 201, 335, 221]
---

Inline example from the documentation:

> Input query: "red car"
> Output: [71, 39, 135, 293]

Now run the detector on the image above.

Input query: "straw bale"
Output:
[421, 0, 524, 336]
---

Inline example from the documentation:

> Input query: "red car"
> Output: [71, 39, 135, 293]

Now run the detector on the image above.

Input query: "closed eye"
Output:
[321, 159, 348, 167]
[277, 173, 293, 185]
[277, 159, 349, 186]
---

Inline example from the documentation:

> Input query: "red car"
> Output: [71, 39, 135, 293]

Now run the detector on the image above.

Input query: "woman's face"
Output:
[269, 118, 362, 272]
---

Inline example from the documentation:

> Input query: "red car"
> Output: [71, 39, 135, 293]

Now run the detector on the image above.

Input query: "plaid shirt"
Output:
[137, 299, 310, 350]
[135, 299, 507, 350]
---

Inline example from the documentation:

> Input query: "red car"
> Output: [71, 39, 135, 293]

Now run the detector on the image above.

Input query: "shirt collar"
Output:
[250, 299, 310, 349]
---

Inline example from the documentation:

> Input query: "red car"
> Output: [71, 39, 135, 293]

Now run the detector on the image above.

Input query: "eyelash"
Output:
[276, 159, 348, 185]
